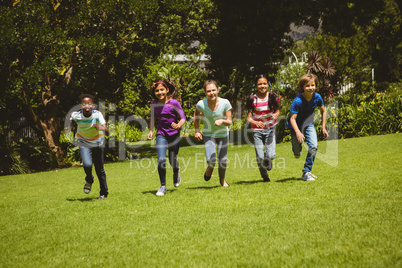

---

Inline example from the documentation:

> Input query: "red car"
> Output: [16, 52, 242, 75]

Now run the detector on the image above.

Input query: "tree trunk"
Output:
[21, 80, 65, 162]
[21, 46, 79, 163]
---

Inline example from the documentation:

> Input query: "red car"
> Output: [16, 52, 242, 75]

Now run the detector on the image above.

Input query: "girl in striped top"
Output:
[246, 75, 280, 182]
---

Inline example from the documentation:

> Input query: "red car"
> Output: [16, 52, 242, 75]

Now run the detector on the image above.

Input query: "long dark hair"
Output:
[247, 74, 279, 111]
[151, 79, 177, 100]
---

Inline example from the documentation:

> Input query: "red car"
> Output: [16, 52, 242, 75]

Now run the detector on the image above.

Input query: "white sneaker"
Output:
[302, 172, 316, 181]
[156, 185, 167, 196]
[173, 171, 181, 188]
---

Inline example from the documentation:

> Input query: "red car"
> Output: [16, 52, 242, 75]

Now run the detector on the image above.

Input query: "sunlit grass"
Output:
[0, 134, 401, 267]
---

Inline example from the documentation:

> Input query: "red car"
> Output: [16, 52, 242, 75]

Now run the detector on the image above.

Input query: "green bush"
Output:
[329, 83, 401, 138]
[17, 138, 59, 172]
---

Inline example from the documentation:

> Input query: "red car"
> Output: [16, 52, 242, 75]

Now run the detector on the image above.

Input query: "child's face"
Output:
[205, 83, 219, 100]
[81, 97, 94, 115]
[256, 78, 268, 94]
[303, 80, 316, 94]
[154, 84, 168, 101]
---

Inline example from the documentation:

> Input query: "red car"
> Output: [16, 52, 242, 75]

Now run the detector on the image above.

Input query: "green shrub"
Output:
[330, 84, 401, 138]
[17, 138, 59, 172]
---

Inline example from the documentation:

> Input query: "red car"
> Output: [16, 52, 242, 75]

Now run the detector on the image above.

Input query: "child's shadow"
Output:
[275, 177, 304, 183]
[142, 189, 177, 195]
[66, 197, 96, 202]
[235, 180, 264, 185]
[187, 185, 220, 190]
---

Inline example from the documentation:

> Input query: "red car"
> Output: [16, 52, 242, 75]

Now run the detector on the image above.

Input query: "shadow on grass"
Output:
[66, 197, 96, 202]
[275, 177, 304, 183]
[142, 189, 177, 195]
[186, 185, 220, 190]
[234, 180, 265, 185]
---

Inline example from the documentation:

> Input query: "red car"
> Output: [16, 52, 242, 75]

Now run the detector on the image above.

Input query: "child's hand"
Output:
[254, 121, 265, 129]
[195, 131, 203, 141]
[272, 110, 280, 120]
[322, 128, 329, 139]
[147, 130, 153, 140]
[214, 119, 223, 126]
[93, 123, 102, 131]
[171, 122, 181, 130]
[296, 131, 305, 144]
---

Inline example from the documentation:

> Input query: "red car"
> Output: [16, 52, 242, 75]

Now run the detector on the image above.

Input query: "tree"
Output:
[0, 0, 163, 160]
[367, 0, 401, 82]
[0, 0, 217, 168]
[206, 0, 300, 103]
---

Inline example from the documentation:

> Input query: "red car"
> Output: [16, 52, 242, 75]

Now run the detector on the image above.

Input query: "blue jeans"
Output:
[291, 124, 318, 173]
[253, 127, 276, 179]
[156, 134, 180, 186]
[203, 136, 228, 179]
[79, 145, 108, 196]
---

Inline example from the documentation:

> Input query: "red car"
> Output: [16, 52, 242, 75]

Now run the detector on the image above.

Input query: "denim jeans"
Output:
[203, 136, 228, 179]
[253, 127, 276, 180]
[156, 134, 180, 186]
[79, 145, 108, 196]
[291, 123, 318, 173]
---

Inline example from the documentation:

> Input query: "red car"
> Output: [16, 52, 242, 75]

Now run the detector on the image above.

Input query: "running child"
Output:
[246, 74, 280, 182]
[70, 94, 109, 199]
[194, 80, 232, 187]
[286, 73, 328, 181]
[147, 80, 186, 196]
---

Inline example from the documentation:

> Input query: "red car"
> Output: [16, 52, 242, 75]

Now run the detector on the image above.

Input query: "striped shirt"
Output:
[251, 94, 278, 130]
[70, 110, 106, 146]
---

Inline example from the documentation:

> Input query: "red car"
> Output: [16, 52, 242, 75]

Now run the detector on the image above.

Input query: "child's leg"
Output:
[253, 131, 269, 180]
[290, 129, 302, 158]
[79, 146, 94, 183]
[203, 136, 216, 177]
[302, 124, 318, 173]
[167, 134, 180, 173]
[266, 127, 276, 160]
[264, 127, 276, 171]
[156, 135, 168, 185]
[92, 146, 108, 197]
[216, 137, 228, 180]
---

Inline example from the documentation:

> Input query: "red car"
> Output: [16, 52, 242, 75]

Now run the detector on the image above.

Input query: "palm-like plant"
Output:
[307, 51, 323, 74]
[306, 51, 337, 101]
[321, 58, 336, 77]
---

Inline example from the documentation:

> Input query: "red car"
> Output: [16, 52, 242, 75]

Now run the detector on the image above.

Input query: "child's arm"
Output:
[247, 109, 265, 129]
[171, 118, 186, 130]
[194, 108, 202, 141]
[214, 110, 232, 126]
[171, 104, 186, 130]
[147, 114, 154, 140]
[272, 107, 280, 120]
[290, 114, 305, 143]
[93, 123, 109, 135]
[320, 105, 329, 138]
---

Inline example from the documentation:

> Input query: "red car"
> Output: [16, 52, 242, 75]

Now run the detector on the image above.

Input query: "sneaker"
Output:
[204, 174, 211, 181]
[294, 154, 301, 159]
[302, 172, 317, 181]
[173, 171, 181, 187]
[263, 176, 271, 182]
[83, 182, 92, 194]
[156, 185, 167, 196]
[97, 195, 107, 199]
[263, 158, 273, 171]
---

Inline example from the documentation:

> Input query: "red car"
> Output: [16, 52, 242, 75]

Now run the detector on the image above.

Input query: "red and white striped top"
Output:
[251, 94, 278, 130]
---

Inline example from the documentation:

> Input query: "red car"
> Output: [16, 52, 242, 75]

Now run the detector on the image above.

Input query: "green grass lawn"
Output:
[1, 134, 401, 267]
